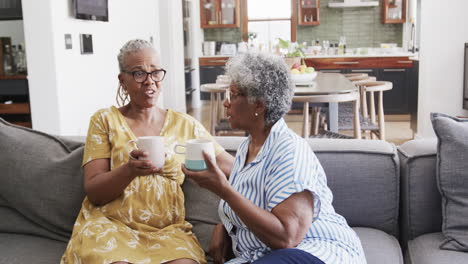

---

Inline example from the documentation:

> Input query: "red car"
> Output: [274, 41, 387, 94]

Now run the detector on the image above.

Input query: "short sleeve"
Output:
[192, 118, 224, 156]
[82, 110, 112, 166]
[265, 138, 322, 221]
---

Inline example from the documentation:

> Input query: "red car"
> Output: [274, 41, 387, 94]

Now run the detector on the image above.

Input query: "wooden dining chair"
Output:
[293, 91, 361, 139]
[317, 75, 376, 128]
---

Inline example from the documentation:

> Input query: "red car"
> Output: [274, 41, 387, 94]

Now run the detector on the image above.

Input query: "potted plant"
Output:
[278, 38, 305, 69]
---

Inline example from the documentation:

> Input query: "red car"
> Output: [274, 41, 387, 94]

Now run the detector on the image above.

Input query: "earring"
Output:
[121, 84, 128, 95]
[255, 112, 259, 116]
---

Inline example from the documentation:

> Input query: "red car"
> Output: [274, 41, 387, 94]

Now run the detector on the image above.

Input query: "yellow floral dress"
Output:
[61, 106, 223, 264]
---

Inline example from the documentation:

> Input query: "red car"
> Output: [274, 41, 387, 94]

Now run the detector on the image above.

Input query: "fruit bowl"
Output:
[290, 71, 317, 84]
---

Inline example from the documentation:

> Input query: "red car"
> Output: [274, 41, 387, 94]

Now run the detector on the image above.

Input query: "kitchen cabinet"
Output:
[0, 0, 22, 20]
[382, 0, 406, 24]
[377, 68, 409, 114]
[0, 75, 31, 128]
[199, 57, 229, 100]
[199, 65, 226, 100]
[200, 0, 240, 28]
[298, 0, 320, 26]
[304, 57, 414, 70]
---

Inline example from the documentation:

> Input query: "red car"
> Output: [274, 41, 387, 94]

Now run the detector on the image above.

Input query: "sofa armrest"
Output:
[398, 139, 442, 248]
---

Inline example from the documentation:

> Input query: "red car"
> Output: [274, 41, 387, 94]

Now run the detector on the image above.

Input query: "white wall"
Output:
[158, 0, 186, 113]
[22, 0, 61, 133]
[0, 20, 25, 45]
[417, 0, 468, 137]
[22, 0, 185, 136]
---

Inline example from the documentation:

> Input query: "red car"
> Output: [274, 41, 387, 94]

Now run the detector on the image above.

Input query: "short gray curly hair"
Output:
[225, 52, 294, 125]
[117, 39, 155, 72]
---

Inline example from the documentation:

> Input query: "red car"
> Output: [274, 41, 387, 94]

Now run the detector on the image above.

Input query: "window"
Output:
[246, 0, 292, 46]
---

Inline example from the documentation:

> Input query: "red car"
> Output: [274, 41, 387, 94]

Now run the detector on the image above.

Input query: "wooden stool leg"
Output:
[210, 93, 216, 135]
[369, 91, 376, 124]
[361, 86, 368, 118]
[319, 113, 327, 132]
[369, 91, 377, 139]
[311, 107, 321, 136]
[353, 100, 361, 139]
[302, 102, 310, 138]
[378, 91, 386, 140]
[220, 92, 226, 118]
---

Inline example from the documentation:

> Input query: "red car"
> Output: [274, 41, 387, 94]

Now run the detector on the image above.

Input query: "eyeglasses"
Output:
[225, 88, 244, 103]
[123, 69, 166, 83]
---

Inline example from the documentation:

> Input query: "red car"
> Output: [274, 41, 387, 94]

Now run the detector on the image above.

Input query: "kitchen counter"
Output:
[199, 52, 418, 59]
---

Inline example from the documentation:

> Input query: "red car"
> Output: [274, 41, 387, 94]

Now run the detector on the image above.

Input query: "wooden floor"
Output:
[188, 101, 414, 145]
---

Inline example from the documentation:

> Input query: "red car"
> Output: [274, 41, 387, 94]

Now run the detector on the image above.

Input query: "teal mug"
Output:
[174, 139, 215, 171]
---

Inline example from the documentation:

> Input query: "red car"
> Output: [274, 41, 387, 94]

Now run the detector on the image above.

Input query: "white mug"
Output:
[174, 139, 216, 171]
[126, 136, 165, 169]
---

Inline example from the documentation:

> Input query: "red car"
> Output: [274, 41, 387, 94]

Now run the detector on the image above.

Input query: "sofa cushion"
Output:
[431, 113, 468, 251]
[406, 232, 468, 264]
[0, 118, 85, 242]
[354, 227, 403, 264]
[182, 178, 221, 254]
[309, 139, 400, 237]
[0, 233, 66, 263]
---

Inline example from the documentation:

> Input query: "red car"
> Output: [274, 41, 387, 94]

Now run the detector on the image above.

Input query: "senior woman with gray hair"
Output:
[183, 52, 366, 264]
[60, 39, 233, 264]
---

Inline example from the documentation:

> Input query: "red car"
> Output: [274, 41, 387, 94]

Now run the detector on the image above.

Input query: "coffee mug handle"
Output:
[174, 144, 186, 155]
[126, 140, 138, 160]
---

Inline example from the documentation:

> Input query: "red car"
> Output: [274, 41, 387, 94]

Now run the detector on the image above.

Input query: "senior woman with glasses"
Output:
[183, 52, 366, 264]
[60, 39, 233, 264]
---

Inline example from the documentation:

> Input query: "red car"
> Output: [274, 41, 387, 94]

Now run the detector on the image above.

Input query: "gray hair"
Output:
[117, 39, 155, 72]
[116, 39, 157, 106]
[225, 52, 294, 125]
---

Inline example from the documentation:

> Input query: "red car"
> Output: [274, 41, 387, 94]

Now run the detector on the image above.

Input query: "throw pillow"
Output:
[431, 112, 468, 251]
[0, 118, 85, 242]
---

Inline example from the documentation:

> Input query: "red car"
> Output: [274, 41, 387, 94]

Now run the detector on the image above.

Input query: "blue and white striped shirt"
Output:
[218, 118, 367, 264]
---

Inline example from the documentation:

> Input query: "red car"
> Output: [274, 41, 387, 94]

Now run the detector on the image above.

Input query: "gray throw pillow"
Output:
[0, 118, 85, 242]
[431, 113, 468, 251]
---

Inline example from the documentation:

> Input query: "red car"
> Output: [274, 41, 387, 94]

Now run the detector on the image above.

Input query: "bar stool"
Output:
[357, 81, 393, 140]
[351, 76, 376, 118]
[216, 75, 231, 85]
[200, 83, 229, 134]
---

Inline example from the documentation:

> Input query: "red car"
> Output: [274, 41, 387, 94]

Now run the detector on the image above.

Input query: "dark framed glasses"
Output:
[124, 69, 166, 83]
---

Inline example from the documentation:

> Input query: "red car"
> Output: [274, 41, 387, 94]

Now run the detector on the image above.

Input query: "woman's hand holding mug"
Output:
[182, 151, 230, 198]
[126, 136, 165, 176]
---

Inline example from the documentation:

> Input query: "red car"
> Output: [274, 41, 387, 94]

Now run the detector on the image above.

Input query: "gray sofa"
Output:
[0, 119, 466, 263]
[398, 139, 468, 264]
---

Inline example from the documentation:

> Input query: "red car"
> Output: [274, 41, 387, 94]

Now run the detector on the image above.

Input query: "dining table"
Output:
[293, 72, 360, 138]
